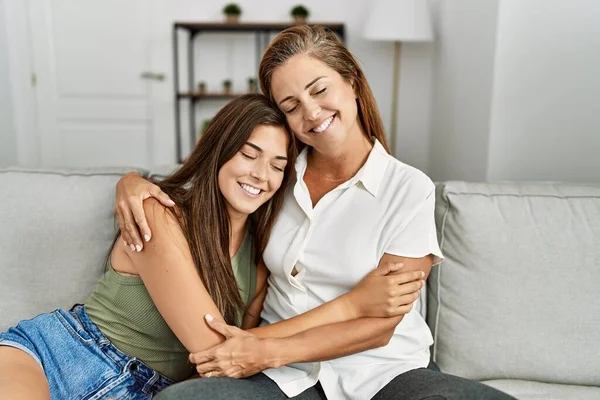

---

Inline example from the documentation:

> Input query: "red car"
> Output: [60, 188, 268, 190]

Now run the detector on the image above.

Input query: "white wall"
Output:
[487, 0, 600, 182]
[429, 0, 600, 183]
[428, 0, 500, 182]
[0, 0, 17, 166]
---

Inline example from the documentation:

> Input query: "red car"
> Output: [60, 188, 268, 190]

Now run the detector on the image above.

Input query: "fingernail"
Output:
[135, 244, 142, 252]
[123, 240, 128, 247]
[421, 271, 425, 278]
[144, 234, 151, 242]
[205, 314, 214, 322]
[167, 199, 175, 206]
[130, 244, 136, 252]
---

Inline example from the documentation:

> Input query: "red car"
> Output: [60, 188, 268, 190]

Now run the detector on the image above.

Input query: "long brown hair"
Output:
[152, 94, 296, 325]
[258, 24, 390, 153]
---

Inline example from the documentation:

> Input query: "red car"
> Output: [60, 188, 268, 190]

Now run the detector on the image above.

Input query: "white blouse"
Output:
[261, 140, 444, 400]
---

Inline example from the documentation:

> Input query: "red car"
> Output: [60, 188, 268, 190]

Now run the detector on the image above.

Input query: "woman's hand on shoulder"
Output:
[115, 172, 175, 251]
[346, 263, 425, 319]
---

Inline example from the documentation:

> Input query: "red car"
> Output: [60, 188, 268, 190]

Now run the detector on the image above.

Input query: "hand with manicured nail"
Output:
[115, 172, 175, 251]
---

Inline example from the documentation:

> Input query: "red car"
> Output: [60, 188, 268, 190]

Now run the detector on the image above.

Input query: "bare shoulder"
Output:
[134, 198, 190, 259]
[143, 198, 181, 229]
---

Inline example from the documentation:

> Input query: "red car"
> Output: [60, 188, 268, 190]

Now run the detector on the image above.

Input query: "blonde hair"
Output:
[258, 24, 390, 153]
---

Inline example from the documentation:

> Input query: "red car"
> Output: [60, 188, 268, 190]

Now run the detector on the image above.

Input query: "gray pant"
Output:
[155, 362, 516, 400]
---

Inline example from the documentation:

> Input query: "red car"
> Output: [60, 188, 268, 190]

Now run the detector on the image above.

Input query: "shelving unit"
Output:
[172, 22, 345, 162]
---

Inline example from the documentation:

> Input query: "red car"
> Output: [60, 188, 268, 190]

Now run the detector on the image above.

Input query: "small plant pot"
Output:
[290, 5, 310, 25]
[293, 16, 307, 24]
[197, 82, 206, 94]
[247, 78, 258, 93]
[225, 14, 239, 24]
[223, 83, 232, 95]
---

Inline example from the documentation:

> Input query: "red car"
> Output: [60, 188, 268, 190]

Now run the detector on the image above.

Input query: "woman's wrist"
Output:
[263, 337, 292, 369]
[339, 291, 362, 320]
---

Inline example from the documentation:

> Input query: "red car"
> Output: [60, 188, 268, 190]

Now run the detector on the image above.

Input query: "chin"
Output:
[232, 203, 260, 215]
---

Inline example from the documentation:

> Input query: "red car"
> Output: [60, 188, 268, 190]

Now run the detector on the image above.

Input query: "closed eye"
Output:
[285, 104, 299, 114]
[271, 164, 285, 172]
[241, 152, 257, 160]
[313, 87, 327, 96]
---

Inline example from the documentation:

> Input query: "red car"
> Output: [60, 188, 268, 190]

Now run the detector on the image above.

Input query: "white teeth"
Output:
[313, 115, 334, 133]
[240, 183, 261, 195]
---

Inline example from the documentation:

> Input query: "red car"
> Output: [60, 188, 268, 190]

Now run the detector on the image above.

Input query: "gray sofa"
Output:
[1, 167, 599, 400]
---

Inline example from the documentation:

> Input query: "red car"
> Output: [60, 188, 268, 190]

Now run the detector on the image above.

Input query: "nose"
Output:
[250, 159, 268, 183]
[303, 100, 321, 121]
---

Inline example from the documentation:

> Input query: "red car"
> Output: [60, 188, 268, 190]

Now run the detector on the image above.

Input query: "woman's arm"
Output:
[269, 253, 434, 363]
[264, 255, 433, 365]
[191, 254, 433, 377]
[244, 260, 424, 338]
[125, 198, 225, 353]
[115, 172, 175, 250]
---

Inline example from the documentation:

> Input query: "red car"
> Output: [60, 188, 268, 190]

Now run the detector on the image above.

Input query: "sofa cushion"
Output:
[147, 164, 180, 180]
[429, 181, 600, 386]
[482, 379, 600, 400]
[0, 167, 146, 331]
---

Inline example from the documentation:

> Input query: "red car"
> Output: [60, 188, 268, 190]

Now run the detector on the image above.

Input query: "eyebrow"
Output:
[245, 142, 288, 160]
[278, 76, 327, 106]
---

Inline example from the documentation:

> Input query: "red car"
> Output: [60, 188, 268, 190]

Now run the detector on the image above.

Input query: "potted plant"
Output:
[223, 79, 232, 94]
[290, 5, 310, 24]
[197, 81, 206, 94]
[247, 77, 258, 93]
[222, 3, 242, 24]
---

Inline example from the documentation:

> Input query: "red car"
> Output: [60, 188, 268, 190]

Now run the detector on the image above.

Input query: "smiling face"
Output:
[271, 54, 362, 155]
[218, 124, 289, 220]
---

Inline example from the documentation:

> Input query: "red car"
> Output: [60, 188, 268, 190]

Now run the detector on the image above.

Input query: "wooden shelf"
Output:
[174, 22, 345, 36]
[177, 92, 250, 101]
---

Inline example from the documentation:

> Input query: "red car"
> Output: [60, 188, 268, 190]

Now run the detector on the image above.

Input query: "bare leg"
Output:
[0, 347, 50, 399]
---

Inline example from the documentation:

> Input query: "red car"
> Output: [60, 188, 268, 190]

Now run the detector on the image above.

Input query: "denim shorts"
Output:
[0, 304, 174, 399]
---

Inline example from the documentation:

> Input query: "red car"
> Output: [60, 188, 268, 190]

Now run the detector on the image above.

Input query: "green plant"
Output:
[223, 79, 232, 86]
[223, 3, 242, 16]
[247, 77, 258, 92]
[290, 5, 310, 19]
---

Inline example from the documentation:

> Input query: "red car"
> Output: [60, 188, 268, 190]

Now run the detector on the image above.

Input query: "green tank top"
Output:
[85, 232, 256, 382]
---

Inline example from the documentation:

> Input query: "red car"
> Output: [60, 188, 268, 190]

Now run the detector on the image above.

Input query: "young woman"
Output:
[111, 26, 515, 400]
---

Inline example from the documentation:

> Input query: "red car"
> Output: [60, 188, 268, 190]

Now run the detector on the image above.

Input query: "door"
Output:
[29, 0, 174, 168]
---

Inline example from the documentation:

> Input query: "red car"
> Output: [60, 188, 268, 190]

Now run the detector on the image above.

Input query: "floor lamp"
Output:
[363, 0, 433, 157]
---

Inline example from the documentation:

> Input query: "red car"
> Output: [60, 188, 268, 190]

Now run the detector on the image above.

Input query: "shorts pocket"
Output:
[53, 309, 94, 345]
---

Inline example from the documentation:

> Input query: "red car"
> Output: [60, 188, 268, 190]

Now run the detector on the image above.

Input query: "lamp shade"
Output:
[363, 0, 433, 42]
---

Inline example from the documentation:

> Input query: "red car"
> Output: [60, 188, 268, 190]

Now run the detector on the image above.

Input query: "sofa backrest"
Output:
[0, 167, 146, 331]
[429, 181, 600, 386]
